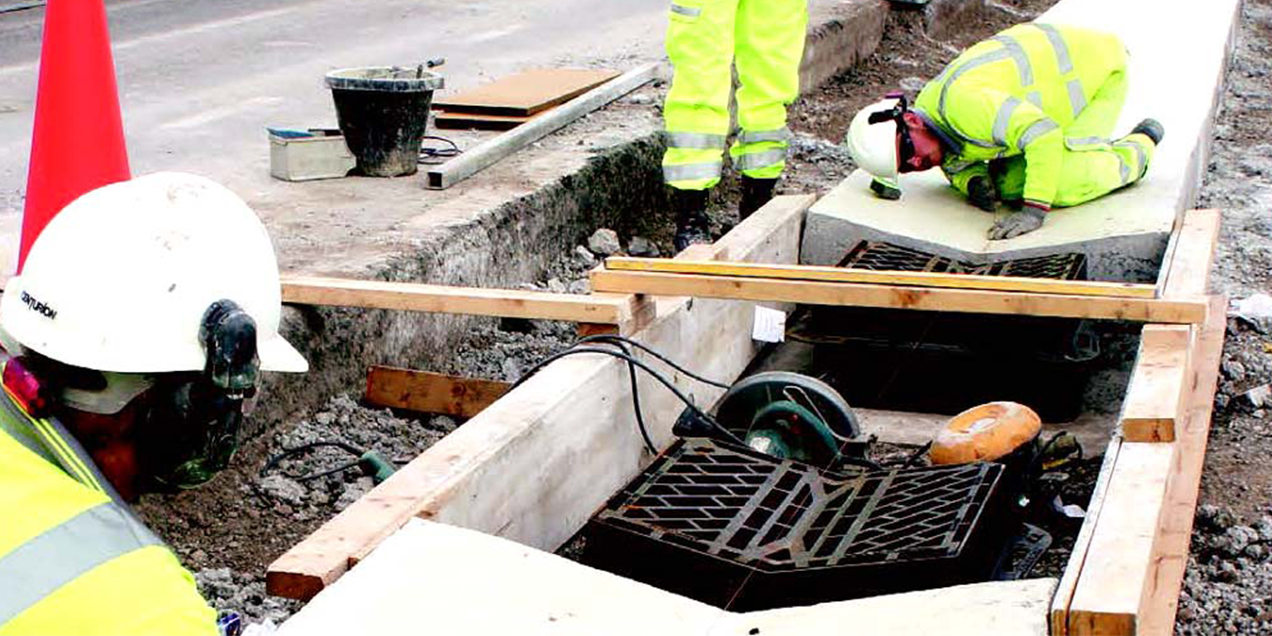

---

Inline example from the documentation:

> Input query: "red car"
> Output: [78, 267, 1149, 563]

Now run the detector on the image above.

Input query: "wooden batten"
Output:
[266, 195, 814, 600]
[364, 367, 510, 419]
[1120, 325, 1192, 442]
[604, 257, 1160, 298]
[589, 269, 1209, 324]
[280, 275, 649, 327]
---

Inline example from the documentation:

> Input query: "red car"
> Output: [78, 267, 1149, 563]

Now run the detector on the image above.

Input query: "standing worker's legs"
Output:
[663, 0, 738, 249]
[732, 0, 807, 220]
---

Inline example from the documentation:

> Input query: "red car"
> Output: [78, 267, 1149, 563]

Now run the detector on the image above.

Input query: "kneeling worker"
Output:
[845, 23, 1162, 240]
[0, 172, 307, 635]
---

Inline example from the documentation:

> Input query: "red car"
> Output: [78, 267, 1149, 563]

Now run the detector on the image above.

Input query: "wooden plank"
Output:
[1161, 209, 1220, 299]
[1120, 325, 1191, 443]
[589, 270, 1209, 324]
[1137, 295, 1226, 634]
[280, 276, 639, 325]
[266, 194, 812, 600]
[432, 68, 620, 117]
[426, 63, 660, 190]
[605, 257, 1159, 299]
[1050, 436, 1125, 635]
[1067, 442, 1176, 635]
[365, 367, 509, 419]
[1054, 296, 1226, 634]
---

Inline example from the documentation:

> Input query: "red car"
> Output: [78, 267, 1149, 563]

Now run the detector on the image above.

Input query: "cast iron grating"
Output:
[841, 240, 1087, 280]
[581, 438, 1012, 609]
[594, 437, 999, 570]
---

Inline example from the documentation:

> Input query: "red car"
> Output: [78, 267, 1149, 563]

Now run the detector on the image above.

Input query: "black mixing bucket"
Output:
[324, 66, 444, 177]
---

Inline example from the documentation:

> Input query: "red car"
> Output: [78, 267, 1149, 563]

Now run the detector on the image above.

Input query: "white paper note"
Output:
[752, 306, 786, 343]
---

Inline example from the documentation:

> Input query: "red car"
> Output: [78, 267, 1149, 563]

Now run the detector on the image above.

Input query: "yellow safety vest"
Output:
[914, 23, 1128, 207]
[0, 358, 217, 635]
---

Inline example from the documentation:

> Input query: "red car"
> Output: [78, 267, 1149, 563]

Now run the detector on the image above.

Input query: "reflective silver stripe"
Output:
[1066, 136, 1107, 148]
[992, 97, 1023, 146]
[663, 161, 722, 182]
[0, 503, 162, 625]
[733, 148, 787, 171]
[1115, 140, 1148, 183]
[938, 48, 1013, 116]
[0, 411, 54, 466]
[1066, 79, 1086, 117]
[670, 3, 700, 17]
[1034, 23, 1073, 74]
[664, 131, 726, 150]
[989, 35, 1033, 86]
[1017, 118, 1059, 149]
[737, 128, 792, 145]
[1027, 91, 1043, 108]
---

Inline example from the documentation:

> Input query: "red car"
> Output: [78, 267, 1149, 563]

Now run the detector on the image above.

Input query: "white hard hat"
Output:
[845, 97, 903, 181]
[1, 172, 308, 374]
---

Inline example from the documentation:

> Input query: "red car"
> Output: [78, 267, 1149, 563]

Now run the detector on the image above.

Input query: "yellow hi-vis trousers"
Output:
[661, 0, 808, 190]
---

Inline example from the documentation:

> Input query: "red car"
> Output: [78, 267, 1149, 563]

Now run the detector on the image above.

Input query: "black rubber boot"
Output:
[1131, 118, 1165, 145]
[738, 176, 778, 221]
[671, 188, 711, 253]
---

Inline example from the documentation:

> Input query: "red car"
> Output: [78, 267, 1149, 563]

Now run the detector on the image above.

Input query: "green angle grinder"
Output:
[675, 371, 866, 470]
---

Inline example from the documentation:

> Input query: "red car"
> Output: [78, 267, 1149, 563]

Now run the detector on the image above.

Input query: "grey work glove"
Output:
[967, 175, 997, 212]
[988, 205, 1046, 240]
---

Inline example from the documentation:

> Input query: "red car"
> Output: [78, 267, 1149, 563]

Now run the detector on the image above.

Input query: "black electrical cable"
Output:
[576, 337, 657, 456]
[419, 135, 461, 165]
[575, 334, 731, 390]
[261, 440, 365, 482]
[509, 346, 745, 451]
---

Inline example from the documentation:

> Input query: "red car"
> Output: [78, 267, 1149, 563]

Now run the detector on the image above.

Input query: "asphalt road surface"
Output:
[0, 0, 668, 229]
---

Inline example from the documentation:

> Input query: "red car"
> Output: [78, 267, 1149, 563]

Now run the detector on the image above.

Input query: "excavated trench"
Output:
[128, 0, 1085, 625]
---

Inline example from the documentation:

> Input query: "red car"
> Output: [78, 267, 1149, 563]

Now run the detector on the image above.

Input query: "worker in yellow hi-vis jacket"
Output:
[661, 0, 809, 251]
[0, 173, 308, 635]
[845, 23, 1162, 240]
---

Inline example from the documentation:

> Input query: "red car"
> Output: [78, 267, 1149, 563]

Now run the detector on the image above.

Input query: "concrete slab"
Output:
[801, 0, 1242, 281]
[278, 518, 1055, 636]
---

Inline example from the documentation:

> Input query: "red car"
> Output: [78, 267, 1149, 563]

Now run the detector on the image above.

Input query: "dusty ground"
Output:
[127, 0, 1268, 629]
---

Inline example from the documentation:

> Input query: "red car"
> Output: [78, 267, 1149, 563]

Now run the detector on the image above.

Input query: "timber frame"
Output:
[267, 198, 1222, 635]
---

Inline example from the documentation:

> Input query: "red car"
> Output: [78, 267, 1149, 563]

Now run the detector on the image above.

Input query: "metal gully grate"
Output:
[841, 240, 1087, 280]
[580, 438, 1011, 609]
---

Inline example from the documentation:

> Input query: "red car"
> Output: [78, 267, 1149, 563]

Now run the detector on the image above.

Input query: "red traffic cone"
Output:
[18, 0, 130, 272]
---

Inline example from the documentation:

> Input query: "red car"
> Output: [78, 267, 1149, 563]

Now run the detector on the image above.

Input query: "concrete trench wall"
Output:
[250, 0, 987, 431]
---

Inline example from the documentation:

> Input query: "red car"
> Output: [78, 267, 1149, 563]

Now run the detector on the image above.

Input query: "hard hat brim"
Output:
[261, 335, 309, 373]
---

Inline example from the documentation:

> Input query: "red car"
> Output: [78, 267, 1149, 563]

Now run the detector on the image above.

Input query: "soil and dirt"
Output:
[126, 0, 1271, 630]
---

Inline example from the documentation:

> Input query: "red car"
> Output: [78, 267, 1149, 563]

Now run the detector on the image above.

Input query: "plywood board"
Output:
[432, 68, 620, 116]
[434, 110, 545, 131]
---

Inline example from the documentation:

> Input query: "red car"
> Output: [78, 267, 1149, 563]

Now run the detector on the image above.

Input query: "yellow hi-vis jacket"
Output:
[914, 23, 1149, 209]
[0, 357, 217, 635]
